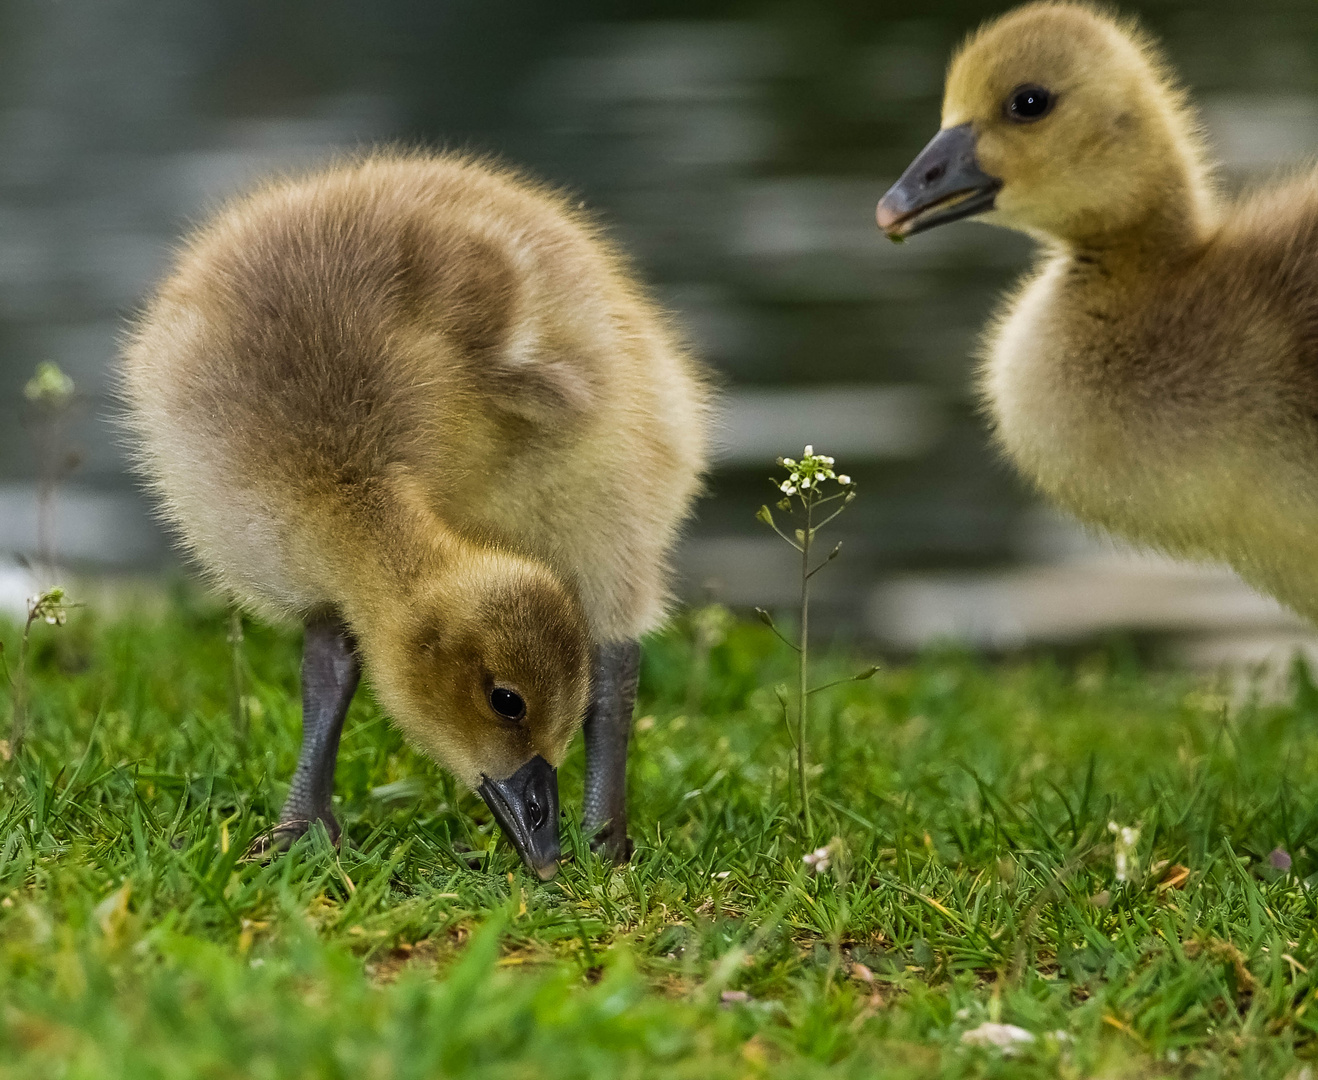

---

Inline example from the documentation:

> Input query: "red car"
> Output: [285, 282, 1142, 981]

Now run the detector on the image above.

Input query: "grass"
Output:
[4, 593, 1318, 1077]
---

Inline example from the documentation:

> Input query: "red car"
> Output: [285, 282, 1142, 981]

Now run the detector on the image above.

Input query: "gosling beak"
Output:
[876, 123, 1002, 240]
[478, 755, 561, 880]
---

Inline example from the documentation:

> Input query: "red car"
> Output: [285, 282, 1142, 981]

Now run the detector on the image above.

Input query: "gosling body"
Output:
[878, 3, 1318, 621]
[128, 151, 705, 642]
[123, 150, 709, 869]
[987, 185, 1318, 616]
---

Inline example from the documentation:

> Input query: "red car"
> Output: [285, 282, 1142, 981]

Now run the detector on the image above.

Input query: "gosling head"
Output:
[363, 549, 591, 879]
[877, 2, 1210, 246]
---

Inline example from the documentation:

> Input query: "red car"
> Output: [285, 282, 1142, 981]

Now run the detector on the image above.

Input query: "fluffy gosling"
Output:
[878, 3, 1318, 626]
[122, 151, 710, 876]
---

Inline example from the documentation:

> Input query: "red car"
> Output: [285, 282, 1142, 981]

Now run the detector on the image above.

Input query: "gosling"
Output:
[877, 2, 1318, 628]
[121, 150, 709, 877]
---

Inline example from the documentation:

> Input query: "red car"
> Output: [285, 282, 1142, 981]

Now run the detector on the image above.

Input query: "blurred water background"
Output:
[2, 0, 1317, 668]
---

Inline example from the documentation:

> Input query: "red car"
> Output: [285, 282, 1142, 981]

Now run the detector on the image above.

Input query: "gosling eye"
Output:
[1005, 84, 1054, 123]
[489, 686, 526, 722]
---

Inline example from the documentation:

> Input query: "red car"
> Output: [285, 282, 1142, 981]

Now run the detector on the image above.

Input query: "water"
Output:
[2, 0, 1316, 647]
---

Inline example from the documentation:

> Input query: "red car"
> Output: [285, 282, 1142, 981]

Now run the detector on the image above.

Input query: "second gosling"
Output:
[878, 3, 1318, 628]
[121, 151, 710, 876]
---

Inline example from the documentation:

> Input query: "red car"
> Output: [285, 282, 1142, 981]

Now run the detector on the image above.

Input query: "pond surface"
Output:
[1, 0, 1314, 643]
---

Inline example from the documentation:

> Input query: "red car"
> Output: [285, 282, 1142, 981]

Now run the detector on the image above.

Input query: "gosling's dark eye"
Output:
[489, 686, 526, 721]
[1007, 84, 1054, 122]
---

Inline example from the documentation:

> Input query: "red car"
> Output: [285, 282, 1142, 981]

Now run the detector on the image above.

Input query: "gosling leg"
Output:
[582, 638, 640, 863]
[275, 616, 361, 846]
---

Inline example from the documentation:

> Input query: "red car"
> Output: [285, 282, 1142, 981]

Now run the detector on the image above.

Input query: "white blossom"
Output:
[771, 446, 848, 497]
[27, 587, 69, 627]
[802, 846, 831, 873]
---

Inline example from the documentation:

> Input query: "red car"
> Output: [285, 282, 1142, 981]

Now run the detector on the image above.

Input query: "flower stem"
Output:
[11, 613, 34, 758]
[797, 495, 813, 837]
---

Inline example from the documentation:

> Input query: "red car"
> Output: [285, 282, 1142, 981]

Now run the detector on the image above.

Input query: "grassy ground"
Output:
[3, 594, 1318, 1077]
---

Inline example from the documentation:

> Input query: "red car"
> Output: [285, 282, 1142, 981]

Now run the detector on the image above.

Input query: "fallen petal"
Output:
[961, 1022, 1036, 1055]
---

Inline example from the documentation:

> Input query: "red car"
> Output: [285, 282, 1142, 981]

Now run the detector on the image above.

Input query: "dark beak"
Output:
[876, 123, 1002, 240]
[478, 755, 561, 880]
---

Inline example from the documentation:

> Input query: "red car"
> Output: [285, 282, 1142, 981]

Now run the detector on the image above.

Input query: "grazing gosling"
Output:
[877, 2, 1318, 624]
[122, 151, 709, 876]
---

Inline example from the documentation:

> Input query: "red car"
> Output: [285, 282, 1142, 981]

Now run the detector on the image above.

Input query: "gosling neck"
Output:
[1063, 162, 1217, 276]
[304, 473, 472, 635]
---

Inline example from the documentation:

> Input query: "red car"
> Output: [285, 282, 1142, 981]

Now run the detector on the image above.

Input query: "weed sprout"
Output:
[23, 361, 81, 572]
[228, 607, 248, 743]
[756, 447, 876, 836]
[1, 586, 75, 759]
[1109, 821, 1141, 883]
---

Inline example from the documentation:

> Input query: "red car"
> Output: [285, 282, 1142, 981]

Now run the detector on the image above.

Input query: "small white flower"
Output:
[802, 846, 831, 873]
[768, 446, 853, 515]
[27, 587, 69, 627]
[1108, 821, 1141, 883]
[960, 1022, 1035, 1055]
